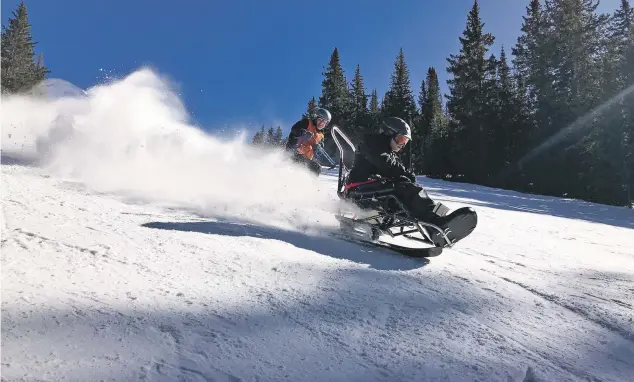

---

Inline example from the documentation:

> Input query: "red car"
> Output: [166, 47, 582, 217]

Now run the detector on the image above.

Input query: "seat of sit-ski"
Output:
[343, 179, 395, 199]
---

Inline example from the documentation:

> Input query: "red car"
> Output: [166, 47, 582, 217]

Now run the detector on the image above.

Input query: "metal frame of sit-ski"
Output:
[329, 126, 454, 248]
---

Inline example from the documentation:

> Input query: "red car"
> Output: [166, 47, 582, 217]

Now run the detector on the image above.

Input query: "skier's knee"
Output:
[432, 201, 450, 217]
[417, 187, 430, 199]
[395, 181, 426, 199]
[309, 161, 321, 176]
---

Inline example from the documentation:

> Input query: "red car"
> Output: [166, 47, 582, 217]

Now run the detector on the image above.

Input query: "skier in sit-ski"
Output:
[346, 116, 477, 247]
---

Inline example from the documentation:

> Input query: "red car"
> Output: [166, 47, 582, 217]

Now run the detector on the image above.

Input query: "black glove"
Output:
[406, 170, 416, 182]
[398, 174, 413, 183]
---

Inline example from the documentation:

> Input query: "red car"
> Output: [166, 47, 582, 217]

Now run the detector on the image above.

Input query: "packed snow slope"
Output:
[2, 69, 634, 381]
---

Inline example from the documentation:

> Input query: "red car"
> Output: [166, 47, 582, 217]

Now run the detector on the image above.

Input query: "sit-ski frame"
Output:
[329, 126, 454, 247]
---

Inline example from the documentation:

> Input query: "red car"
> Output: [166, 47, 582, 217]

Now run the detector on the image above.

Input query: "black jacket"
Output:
[284, 118, 310, 151]
[347, 133, 414, 183]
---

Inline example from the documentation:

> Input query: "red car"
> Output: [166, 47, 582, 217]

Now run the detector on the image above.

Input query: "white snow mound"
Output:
[1, 68, 338, 232]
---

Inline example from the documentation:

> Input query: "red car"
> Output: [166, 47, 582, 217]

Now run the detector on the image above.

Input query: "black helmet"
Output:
[380, 117, 412, 140]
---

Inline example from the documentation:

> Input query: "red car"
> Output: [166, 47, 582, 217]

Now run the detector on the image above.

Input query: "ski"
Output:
[366, 239, 444, 258]
[329, 230, 444, 258]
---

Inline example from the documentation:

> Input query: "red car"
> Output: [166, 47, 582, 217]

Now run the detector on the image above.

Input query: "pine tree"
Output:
[496, 47, 515, 166]
[535, 0, 611, 201]
[422, 69, 445, 135]
[380, 48, 418, 167]
[445, 0, 495, 182]
[626, 57, 634, 206]
[508, 0, 634, 205]
[349, 64, 369, 139]
[420, 67, 450, 177]
[266, 126, 275, 146]
[251, 125, 286, 149]
[587, 0, 634, 206]
[303, 96, 318, 119]
[381, 47, 418, 123]
[274, 126, 284, 146]
[624, 18, 634, 206]
[547, 0, 607, 116]
[602, 0, 633, 92]
[1, 1, 50, 94]
[318, 47, 354, 156]
[512, 0, 552, 136]
[368, 89, 381, 132]
[252, 125, 266, 146]
[319, 47, 352, 128]
[510, 0, 559, 196]
[418, 79, 428, 122]
[488, 46, 533, 187]
[413, 78, 428, 172]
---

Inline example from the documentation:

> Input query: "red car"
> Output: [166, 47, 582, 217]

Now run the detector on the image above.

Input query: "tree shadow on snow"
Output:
[1, 153, 37, 167]
[141, 218, 431, 271]
[4, 266, 633, 382]
[0, 277, 502, 381]
[417, 177, 634, 230]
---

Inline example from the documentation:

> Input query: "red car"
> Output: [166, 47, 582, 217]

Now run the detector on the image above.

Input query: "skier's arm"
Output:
[314, 142, 336, 167]
[359, 137, 410, 179]
[285, 119, 310, 150]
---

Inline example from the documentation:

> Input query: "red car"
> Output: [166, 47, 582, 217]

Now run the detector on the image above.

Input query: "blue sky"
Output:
[2, 0, 622, 136]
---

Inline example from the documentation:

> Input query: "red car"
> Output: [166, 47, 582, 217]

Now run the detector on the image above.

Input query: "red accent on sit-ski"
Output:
[343, 179, 378, 191]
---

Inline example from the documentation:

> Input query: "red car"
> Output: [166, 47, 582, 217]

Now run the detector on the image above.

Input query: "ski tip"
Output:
[394, 246, 443, 258]
[420, 247, 443, 257]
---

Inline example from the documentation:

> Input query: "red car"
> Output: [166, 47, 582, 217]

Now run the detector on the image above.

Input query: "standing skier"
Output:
[284, 108, 332, 176]
[346, 116, 476, 246]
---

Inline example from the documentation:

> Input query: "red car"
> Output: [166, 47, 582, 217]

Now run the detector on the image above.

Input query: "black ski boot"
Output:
[425, 207, 478, 247]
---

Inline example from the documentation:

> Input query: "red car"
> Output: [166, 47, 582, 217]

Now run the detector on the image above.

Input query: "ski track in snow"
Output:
[2, 163, 634, 382]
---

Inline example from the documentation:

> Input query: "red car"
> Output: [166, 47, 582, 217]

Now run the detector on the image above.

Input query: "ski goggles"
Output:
[393, 134, 409, 146]
[316, 118, 330, 128]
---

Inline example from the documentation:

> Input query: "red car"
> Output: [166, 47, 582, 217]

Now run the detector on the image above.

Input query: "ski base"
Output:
[370, 240, 444, 258]
[331, 231, 444, 258]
